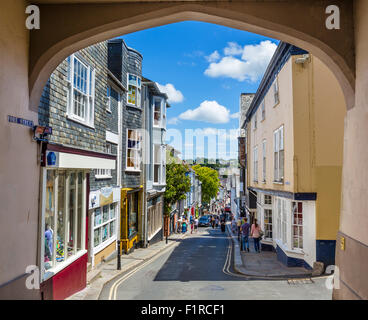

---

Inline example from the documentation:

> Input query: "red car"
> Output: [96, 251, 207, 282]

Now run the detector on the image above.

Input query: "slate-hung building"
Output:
[108, 39, 144, 254]
[142, 78, 169, 245]
[243, 42, 346, 269]
[38, 41, 118, 299]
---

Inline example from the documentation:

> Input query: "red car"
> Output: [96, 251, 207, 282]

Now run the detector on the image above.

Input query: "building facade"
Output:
[243, 42, 346, 269]
[38, 41, 117, 299]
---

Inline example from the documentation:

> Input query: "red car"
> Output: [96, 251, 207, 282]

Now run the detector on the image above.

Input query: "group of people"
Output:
[233, 217, 263, 253]
[210, 215, 226, 232]
[176, 216, 199, 234]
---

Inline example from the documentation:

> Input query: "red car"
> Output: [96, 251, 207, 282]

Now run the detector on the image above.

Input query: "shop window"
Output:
[128, 193, 139, 238]
[292, 202, 303, 249]
[66, 55, 95, 127]
[264, 195, 272, 205]
[126, 129, 142, 171]
[264, 209, 273, 239]
[127, 74, 141, 107]
[43, 170, 86, 278]
[93, 203, 117, 249]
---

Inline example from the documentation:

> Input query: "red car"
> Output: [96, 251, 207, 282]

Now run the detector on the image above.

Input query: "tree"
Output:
[192, 164, 220, 204]
[164, 157, 191, 216]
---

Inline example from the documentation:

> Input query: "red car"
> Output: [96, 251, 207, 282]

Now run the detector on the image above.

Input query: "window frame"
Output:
[273, 78, 280, 106]
[66, 54, 95, 128]
[262, 139, 266, 182]
[126, 129, 142, 172]
[92, 203, 117, 253]
[292, 201, 303, 250]
[261, 100, 266, 121]
[253, 146, 258, 183]
[273, 125, 284, 183]
[127, 73, 142, 108]
[41, 169, 87, 282]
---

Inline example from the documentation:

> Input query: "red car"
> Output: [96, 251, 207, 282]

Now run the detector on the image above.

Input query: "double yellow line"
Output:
[108, 241, 181, 300]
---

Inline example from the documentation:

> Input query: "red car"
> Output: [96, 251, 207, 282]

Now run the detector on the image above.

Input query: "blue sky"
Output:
[121, 21, 279, 160]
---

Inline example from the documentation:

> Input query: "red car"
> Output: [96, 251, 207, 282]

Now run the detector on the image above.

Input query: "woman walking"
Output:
[251, 219, 263, 253]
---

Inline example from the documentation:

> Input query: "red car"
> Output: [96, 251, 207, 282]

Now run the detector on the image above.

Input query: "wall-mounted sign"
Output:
[46, 151, 59, 167]
[100, 187, 113, 206]
[8, 115, 34, 128]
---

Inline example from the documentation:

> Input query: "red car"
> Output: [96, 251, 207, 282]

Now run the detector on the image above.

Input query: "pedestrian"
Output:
[215, 216, 219, 228]
[251, 219, 263, 253]
[194, 217, 198, 232]
[211, 216, 215, 229]
[182, 220, 187, 233]
[240, 217, 250, 252]
[190, 215, 194, 234]
[237, 218, 242, 240]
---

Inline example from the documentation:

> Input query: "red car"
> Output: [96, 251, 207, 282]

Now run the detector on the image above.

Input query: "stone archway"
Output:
[29, 1, 355, 112]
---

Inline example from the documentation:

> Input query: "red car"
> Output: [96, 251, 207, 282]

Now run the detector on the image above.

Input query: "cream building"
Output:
[244, 42, 346, 269]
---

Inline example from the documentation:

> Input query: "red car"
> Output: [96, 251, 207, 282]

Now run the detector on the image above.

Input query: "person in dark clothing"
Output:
[241, 218, 250, 252]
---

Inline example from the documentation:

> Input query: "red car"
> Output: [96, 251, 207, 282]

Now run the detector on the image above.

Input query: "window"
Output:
[292, 202, 303, 249]
[253, 146, 258, 182]
[95, 143, 112, 178]
[261, 100, 266, 120]
[127, 74, 141, 107]
[282, 199, 287, 244]
[93, 203, 117, 249]
[66, 55, 95, 126]
[106, 85, 111, 112]
[273, 79, 279, 105]
[154, 144, 161, 184]
[128, 192, 139, 237]
[126, 129, 142, 171]
[273, 126, 284, 182]
[253, 112, 257, 130]
[264, 194, 272, 205]
[43, 170, 86, 277]
[154, 98, 162, 126]
[264, 209, 273, 239]
[262, 140, 266, 182]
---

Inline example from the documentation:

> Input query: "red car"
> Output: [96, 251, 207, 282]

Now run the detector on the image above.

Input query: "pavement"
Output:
[227, 223, 312, 278]
[67, 232, 187, 300]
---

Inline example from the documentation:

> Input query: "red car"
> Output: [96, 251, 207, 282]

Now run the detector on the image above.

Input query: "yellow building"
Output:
[243, 42, 346, 269]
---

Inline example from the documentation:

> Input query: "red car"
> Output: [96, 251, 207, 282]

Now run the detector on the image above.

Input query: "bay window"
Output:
[66, 55, 95, 127]
[127, 74, 141, 107]
[292, 201, 303, 249]
[126, 129, 142, 171]
[43, 169, 86, 279]
[154, 144, 161, 184]
[273, 125, 284, 182]
[154, 98, 162, 126]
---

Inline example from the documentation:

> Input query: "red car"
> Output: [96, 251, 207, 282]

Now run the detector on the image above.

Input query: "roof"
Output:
[142, 76, 171, 107]
[241, 42, 308, 128]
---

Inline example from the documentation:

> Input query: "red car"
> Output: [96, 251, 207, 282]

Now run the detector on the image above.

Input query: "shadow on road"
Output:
[153, 227, 243, 282]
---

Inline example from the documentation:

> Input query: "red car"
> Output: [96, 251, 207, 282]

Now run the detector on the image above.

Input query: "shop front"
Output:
[88, 187, 120, 268]
[147, 195, 164, 244]
[120, 188, 142, 254]
[39, 145, 115, 300]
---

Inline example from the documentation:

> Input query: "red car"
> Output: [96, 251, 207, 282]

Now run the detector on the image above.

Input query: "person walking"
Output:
[240, 217, 250, 252]
[237, 218, 242, 240]
[251, 219, 263, 253]
[211, 216, 215, 229]
[194, 217, 199, 233]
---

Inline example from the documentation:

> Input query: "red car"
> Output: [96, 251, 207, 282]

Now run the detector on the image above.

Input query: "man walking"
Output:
[241, 217, 250, 252]
[237, 218, 242, 241]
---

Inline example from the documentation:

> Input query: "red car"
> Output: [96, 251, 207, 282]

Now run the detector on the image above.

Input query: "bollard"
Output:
[117, 240, 121, 270]
[166, 233, 168, 244]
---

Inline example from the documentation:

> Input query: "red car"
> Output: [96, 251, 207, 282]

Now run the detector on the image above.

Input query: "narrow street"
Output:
[100, 227, 332, 300]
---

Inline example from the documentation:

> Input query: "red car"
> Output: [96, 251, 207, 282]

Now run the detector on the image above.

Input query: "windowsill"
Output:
[95, 175, 112, 180]
[262, 180, 266, 184]
[93, 235, 117, 255]
[126, 103, 142, 111]
[67, 114, 95, 129]
[273, 101, 280, 108]
[43, 249, 87, 282]
[125, 168, 141, 173]
[273, 180, 284, 185]
[274, 239, 305, 256]
[106, 108, 112, 114]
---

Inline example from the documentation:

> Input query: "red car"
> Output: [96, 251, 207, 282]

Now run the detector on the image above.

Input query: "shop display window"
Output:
[93, 203, 117, 249]
[128, 193, 139, 238]
[42, 170, 86, 278]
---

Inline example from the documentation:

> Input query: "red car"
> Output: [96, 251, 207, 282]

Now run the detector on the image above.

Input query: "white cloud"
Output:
[156, 83, 184, 103]
[205, 50, 220, 63]
[204, 40, 277, 82]
[179, 100, 230, 124]
[230, 112, 240, 119]
[224, 42, 243, 56]
[167, 117, 179, 125]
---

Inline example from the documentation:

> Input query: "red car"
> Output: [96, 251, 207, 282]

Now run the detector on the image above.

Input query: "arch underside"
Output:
[29, 1, 355, 111]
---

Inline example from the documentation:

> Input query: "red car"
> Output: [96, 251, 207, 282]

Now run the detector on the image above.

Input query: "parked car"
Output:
[198, 216, 210, 227]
